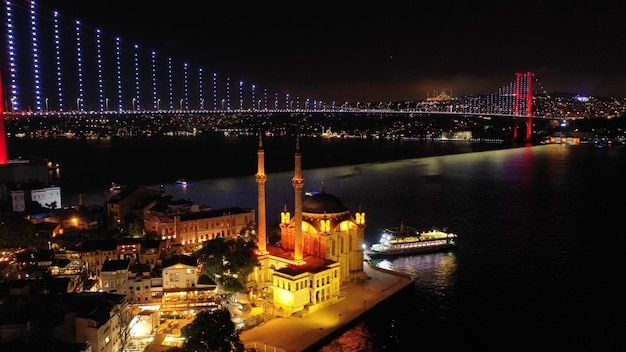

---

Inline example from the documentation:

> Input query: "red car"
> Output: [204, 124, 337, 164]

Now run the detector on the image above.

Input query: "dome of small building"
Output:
[302, 191, 348, 214]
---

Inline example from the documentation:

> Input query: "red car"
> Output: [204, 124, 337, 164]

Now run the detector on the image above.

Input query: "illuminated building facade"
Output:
[9, 185, 61, 212]
[159, 257, 218, 313]
[144, 205, 255, 249]
[0, 158, 61, 211]
[127, 263, 161, 304]
[73, 292, 130, 352]
[426, 90, 452, 102]
[252, 135, 366, 316]
[107, 186, 161, 228]
[100, 259, 131, 293]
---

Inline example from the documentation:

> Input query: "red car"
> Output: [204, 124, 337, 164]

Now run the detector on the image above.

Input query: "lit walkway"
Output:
[239, 262, 413, 352]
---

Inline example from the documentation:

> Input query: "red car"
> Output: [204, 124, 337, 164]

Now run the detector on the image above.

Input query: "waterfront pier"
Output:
[238, 261, 413, 352]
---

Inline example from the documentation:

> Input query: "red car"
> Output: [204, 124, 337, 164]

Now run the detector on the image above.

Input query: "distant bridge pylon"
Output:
[513, 71, 533, 141]
[0, 67, 6, 164]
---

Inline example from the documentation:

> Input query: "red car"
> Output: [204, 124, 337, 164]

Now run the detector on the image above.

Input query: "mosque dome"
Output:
[302, 190, 348, 214]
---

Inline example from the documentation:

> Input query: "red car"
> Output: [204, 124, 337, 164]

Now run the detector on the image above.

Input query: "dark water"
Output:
[7, 136, 626, 351]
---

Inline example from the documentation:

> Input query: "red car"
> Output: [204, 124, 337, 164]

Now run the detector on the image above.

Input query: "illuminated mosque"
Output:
[426, 90, 452, 102]
[251, 135, 366, 316]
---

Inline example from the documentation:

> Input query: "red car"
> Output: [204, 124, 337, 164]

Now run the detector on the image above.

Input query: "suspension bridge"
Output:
[0, 0, 541, 166]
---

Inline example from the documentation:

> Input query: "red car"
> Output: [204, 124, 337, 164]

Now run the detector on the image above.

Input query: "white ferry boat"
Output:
[369, 224, 457, 256]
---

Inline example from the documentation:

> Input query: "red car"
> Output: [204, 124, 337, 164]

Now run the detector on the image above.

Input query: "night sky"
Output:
[19, 1, 626, 103]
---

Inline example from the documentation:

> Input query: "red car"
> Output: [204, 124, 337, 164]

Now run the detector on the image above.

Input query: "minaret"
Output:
[0, 67, 7, 164]
[255, 133, 268, 255]
[292, 135, 305, 264]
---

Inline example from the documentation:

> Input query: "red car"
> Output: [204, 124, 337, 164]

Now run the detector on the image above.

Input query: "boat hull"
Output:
[367, 241, 455, 257]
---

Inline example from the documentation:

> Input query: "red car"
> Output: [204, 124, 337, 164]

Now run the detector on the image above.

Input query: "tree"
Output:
[220, 275, 244, 293]
[26, 200, 44, 213]
[0, 214, 37, 249]
[198, 237, 229, 277]
[144, 230, 161, 241]
[196, 236, 259, 294]
[178, 308, 245, 352]
[52, 227, 121, 249]
[44, 200, 58, 209]
[237, 221, 257, 242]
[267, 222, 282, 245]
[122, 212, 144, 238]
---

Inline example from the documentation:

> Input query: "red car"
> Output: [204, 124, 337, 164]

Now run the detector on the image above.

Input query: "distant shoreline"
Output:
[7, 135, 521, 205]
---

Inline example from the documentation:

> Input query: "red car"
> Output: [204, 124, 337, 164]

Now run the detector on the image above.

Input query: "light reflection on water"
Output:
[322, 252, 458, 352]
[318, 322, 375, 352]
[370, 251, 457, 302]
[374, 251, 457, 284]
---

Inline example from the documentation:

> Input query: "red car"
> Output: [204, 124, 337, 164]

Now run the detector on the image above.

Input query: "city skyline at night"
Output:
[3, 0, 626, 111]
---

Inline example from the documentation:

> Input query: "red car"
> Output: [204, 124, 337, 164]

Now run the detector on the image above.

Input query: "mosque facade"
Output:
[251, 135, 366, 316]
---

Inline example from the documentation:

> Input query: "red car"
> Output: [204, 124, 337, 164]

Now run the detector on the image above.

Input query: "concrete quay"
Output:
[239, 262, 414, 352]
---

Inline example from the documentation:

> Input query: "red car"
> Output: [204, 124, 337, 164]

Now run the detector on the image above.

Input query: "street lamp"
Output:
[179, 98, 183, 110]
[76, 98, 81, 111]
[257, 99, 261, 111]
[132, 98, 136, 111]
[105, 98, 109, 111]
[221, 99, 225, 111]
[45, 98, 49, 112]
[157, 98, 160, 110]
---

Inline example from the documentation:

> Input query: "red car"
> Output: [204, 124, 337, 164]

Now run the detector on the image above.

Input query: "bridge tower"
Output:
[0, 67, 7, 164]
[513, 71, 533, 141]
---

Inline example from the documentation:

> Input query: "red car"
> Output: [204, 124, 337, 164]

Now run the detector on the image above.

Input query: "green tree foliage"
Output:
[198, 237, 230, 276]
[179, 308, 245, 352]
[220, 275, 244, 293]
[197, 236, 259, 293]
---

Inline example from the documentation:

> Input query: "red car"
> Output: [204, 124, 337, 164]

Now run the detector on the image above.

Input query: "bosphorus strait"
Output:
[7, 135, 625, 350]
[2, 1, 626, 350]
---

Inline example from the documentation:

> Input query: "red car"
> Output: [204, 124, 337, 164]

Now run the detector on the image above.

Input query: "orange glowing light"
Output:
[355, 212, 365, 225]
[292, 259, 306, 266]
[281, 211, 290, 224]
[321, 219, 330, 232]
